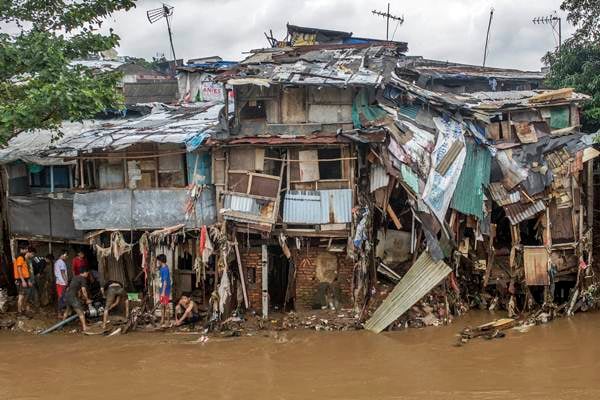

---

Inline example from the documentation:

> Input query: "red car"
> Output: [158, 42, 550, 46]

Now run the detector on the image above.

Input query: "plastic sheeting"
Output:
[8, 196, 84, 240]
[422, 117, 467, 223]
[73, 188, 216, 230]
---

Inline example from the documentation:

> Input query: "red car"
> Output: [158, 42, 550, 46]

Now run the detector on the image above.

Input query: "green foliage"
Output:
[544, 0, 600, 132]
[560, 0, 600, 43]
[0, 0, 136, 142]
[544, 42, 600, 132]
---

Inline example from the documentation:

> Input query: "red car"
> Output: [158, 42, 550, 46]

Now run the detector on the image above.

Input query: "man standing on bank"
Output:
[62, 268, 92, 332]
[14, 246, 35, 316]
[54, 250, 69, 317]
[156, 254, 171, 328]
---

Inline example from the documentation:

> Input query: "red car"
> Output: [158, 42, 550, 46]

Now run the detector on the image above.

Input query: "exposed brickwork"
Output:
[293, 249, 353, 309]
[239, 246, 354, 311]
[239, 247, 263, 309]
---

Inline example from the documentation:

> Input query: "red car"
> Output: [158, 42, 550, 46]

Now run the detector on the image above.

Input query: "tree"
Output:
[544, 0, 600, 132]
[0, 0, 136, 142]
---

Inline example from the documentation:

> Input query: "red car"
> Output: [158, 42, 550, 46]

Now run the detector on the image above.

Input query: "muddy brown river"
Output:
[1, 311, 599, 400]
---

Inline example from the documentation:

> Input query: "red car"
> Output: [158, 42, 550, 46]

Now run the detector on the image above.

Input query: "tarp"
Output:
[186, 151, 211, 185]
[422, 117, 467, 223]
[73, 188, 216, 230]
[450, 140, 491, 220]
[8, 196, 84, 241]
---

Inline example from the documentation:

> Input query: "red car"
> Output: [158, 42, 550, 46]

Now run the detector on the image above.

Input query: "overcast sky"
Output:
[104, 0, 574, 71]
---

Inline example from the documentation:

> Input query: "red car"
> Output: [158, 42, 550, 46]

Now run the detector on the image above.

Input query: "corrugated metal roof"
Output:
[487, 182, 521, 206]
[49, 102, 226, 154]
[370, 164, 389, 192]
[450, 141, 491, 220]
[283, 189, 352, 224]
[365, 251, 451, 333]
[504, 200, 546, 225]
[0, 120, 120, 165]
[228, 45, 398, 87]
[223, 194, 260, 216]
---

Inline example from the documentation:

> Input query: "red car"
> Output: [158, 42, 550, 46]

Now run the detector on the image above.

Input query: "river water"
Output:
[1, 311, 599, 400]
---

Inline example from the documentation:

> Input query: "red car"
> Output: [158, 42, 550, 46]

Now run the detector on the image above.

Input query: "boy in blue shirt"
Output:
[156, 254, 171, 327]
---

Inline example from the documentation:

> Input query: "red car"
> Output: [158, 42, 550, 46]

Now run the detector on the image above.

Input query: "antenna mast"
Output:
[533, 12, 562, 51]
[147, 4, 177, 66]
[483, 8, 494, 67]
[372, 3, 404, 41]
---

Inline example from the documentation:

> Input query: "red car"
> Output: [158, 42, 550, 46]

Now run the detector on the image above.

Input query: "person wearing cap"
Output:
[62, 268, 92, 332]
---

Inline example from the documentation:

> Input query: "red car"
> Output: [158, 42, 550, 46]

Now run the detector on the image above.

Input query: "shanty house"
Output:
[212, 36, 407, 312]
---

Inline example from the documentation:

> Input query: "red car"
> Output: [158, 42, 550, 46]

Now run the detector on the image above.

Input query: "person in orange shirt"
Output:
[14, 246, 35, 316]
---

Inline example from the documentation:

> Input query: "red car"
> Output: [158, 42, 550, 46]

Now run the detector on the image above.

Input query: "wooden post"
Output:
[261, 244, 268, 318]
[234, 241, 249, 308]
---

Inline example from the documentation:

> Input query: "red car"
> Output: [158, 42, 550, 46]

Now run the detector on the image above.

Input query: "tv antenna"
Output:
[532, 12, 562, 51]
[147, 4, 177, 64]
[372, 3, 404, 41]
[482, 8, 494, 67]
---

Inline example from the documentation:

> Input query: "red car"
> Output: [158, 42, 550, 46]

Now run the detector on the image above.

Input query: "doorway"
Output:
[268, 246, 292, 311]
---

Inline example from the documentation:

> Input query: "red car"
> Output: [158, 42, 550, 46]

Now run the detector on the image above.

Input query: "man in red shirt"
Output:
[72, 250, 88, 276]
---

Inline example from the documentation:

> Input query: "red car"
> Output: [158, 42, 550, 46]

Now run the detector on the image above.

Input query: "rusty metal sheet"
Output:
[503, 200, 546, 225]
[523, 246, 549, 286]
[488, 182, 521, 206]
[249, 175, 279, 198]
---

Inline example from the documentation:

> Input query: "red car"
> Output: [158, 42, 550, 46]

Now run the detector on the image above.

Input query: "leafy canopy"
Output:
[0, 0, 136, 142]
[544, 0, 600, 132]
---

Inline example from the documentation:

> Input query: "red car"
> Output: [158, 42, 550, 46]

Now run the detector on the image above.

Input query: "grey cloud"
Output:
[104, 0, 575, 70]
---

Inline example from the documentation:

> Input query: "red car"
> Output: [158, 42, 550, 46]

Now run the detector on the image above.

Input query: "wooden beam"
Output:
[234, 241, 249, 309]
[387, 204, 402, 230]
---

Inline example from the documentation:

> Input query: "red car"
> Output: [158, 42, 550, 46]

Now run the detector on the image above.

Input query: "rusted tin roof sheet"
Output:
[504, 200, 546, 225]
[488, 182, 521, 206]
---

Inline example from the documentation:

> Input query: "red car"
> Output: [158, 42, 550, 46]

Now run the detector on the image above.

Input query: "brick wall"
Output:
[293, 249, 353, 309]
[239, 246, 354, 311]
[239, 247, 263, 309]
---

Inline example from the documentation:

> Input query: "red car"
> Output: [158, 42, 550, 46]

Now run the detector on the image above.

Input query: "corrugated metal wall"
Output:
[283, 189, 352, 224]
[450, 140, 491, 220]
[365, 251, 451, 333]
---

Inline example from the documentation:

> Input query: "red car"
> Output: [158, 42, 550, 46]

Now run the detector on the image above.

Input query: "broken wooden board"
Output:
[523, 246, 550, 286]
[528, 88, 574, 104]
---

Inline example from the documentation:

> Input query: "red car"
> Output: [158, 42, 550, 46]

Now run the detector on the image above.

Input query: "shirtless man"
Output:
[174, 295, 200, 327]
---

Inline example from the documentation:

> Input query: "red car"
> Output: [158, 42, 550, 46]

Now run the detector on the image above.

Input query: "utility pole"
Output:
[533, 12, 562, 51]
[372, 3, 404, 41]
[482, 8, 494, 67]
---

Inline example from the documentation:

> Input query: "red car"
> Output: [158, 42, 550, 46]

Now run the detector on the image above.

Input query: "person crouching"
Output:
[174, 295, 200, 327]
[102, 281, 129, 329]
